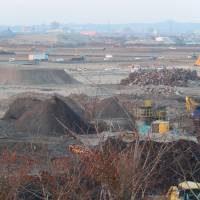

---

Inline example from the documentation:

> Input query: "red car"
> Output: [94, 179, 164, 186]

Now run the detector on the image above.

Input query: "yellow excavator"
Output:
[167, 181, 200, 200]
[185, 96, 199, 113]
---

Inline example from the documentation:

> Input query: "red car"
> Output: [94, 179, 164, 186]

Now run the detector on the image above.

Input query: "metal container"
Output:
[151, 120, 169, 134]
[159, 121, 170, 134]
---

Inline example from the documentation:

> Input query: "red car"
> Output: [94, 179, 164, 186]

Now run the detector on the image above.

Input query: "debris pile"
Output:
[143, 85, 180, 96]
[4, 95, 95, 136]
[121, 68, 198, 87]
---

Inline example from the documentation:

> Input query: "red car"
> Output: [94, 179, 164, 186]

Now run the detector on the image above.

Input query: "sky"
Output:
[1, 0, 200, 25]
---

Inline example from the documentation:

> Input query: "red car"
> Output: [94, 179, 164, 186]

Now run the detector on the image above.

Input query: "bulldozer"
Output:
[167, 181, 200, 200]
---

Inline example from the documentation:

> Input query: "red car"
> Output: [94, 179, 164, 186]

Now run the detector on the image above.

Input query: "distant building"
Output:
[155, 37, 165, 42]
[28, 53, 48, 61]
[50, 21, 60, 30]
[80, 31, 97, 36]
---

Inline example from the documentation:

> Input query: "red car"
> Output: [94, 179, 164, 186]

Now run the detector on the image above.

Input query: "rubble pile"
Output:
[143, 85, 180, 96]
[121, 68, 198, 87]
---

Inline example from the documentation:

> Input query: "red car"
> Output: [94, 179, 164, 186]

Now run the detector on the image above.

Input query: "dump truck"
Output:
[167, 181, 200, 200]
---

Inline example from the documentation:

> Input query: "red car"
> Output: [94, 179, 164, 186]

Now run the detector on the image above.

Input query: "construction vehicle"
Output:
[167, 181, 200, 200]
[137, 100, 167, 124]
[195, 56, 200, 66]
[185, 96, 200, 136]
[186, 96, 199, 112]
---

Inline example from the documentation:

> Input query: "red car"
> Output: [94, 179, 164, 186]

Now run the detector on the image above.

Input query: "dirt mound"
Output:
[94, 97, 135, 131]
[13, 96, 95, 136]
[0, 68, 79, 85]
[3, 97, 41, 120]
[95, 97, 132, 120]
[60, 95, 85, 117]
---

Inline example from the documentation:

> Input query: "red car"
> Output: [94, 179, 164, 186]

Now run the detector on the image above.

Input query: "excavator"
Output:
[185, 96, 200, 136]
[185, 96, 199, 113]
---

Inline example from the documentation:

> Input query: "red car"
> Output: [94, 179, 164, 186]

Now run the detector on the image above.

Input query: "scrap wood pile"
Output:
[121, 68, 199, 87]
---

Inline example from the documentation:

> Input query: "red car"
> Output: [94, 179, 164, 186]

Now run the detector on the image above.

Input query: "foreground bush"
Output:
[0, 138, 200, 199]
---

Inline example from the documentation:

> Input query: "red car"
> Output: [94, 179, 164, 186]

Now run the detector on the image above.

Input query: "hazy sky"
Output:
[1, 0, 200, 25]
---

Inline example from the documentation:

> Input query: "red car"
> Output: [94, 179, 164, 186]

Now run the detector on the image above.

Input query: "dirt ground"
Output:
[0, 44, 199, 99]
[0, 44, 198, 149]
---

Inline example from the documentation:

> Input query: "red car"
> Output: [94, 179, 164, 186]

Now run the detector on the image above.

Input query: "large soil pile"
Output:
[0, 68, 79, 85]
[4, 95, 94, 136]
[3, 97, 42, 120]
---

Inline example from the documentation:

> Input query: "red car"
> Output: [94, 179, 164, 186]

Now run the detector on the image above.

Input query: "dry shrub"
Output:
[78, 138, 172, 200]
[0, 138, 200, 200]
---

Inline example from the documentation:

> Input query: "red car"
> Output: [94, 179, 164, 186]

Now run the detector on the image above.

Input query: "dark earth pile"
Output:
[61, 95, 85, 117]
[121, 68, 198, 87]
[0, 68, 79, 85]
[3, 97, 42, 120]
[95, 97, 132, 120]
[4, 95, 95, 136]
[94, 97, 135, 131]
